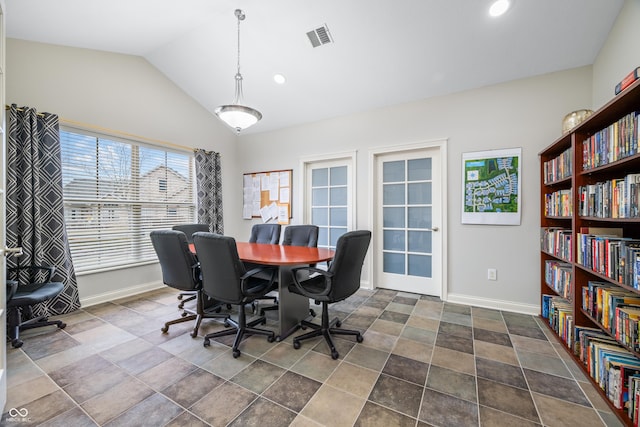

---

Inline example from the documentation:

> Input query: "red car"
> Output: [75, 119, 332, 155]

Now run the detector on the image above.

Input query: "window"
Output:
[60, 128, 196, 273]
[304, 154, 356, 250]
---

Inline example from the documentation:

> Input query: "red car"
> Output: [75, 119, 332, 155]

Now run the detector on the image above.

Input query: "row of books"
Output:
[543, 146, 572, 184]
[578, 173, 640, 219]
[582, 110, 639, 171]
[543, 294, 573, 347]
[576, 230, 640, 289]
[545, 260, 572, 299]
[582, 281, 640, 337]
[540, 227, 572, 261]
[544, 188, 572, 217]
[575, 326, 640, 417]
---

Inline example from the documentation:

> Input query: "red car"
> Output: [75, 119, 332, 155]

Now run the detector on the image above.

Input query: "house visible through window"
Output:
[60, 128, 196, 273]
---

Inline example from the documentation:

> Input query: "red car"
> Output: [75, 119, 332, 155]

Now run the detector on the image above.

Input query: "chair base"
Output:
[162, 291, 228, 338]
[203, 304, 274, 358]
[292, 303, 363, 359]
[7, 307, 66, 349]
[177, 291, 197, 309]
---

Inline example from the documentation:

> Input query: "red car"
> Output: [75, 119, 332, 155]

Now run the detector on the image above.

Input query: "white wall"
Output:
[237, 67, 593, 312]
[6, 0, 637, 312]
[592, 0, 640, 109]
[6, 39, 239, 305]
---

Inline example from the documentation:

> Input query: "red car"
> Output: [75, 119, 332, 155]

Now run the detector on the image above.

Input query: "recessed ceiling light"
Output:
[489, 0, 511, 17]
[273, 74, 286, 84]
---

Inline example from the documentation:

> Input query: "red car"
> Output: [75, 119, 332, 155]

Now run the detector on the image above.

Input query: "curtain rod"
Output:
[5, 105, 195, 153]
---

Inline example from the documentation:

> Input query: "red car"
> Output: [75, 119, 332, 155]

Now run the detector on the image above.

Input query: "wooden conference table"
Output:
[191, 241, 335, 340]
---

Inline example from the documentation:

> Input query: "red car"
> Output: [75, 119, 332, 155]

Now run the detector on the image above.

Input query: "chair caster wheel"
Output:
[267, 335, 275, 343]
[11, 339, 23, 348]
[59, 322, 67, 329]
[181, 311, 188, 317]
[331, 351, 339, 360]
[203, 338, 210, 347]
[261, 318, 267, 325]
[232, 349, 241, 358]
[215, 307, 222, 313]
[356, 334, 364, 343]
[293, 340, 301, 350]
[259, 309, 265, 316]
[161, 326, 169, 334]
[178, 302, 185, 309]
[309, 309, 316, 317]
[335, 320, 342, 327]
[190, 331, 198, 338]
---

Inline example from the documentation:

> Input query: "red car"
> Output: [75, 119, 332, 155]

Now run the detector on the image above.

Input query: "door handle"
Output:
[1, 247, 23, 258]
[428, 227, 439, 232]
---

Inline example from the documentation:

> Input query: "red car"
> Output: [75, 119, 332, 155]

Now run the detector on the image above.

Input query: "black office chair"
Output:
[246, 223, 282, 309]
[193, 232, 276, 358]
[6, 265, 67, 348]
[172, 224, 210, 309]
[249, 223, 281, 244]
[150, 230, 228, 338]
[260, 225, 319, 316]
[288, 230, 371, 359]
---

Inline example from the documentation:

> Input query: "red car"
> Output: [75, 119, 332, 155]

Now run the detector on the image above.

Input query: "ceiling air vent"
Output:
[307, 24, 333, 48]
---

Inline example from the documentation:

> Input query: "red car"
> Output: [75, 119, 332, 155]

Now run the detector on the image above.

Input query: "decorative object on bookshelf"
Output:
[615, 67, 640, 96]
[540, 78, 640, 425]
[562, 109, 594, 134]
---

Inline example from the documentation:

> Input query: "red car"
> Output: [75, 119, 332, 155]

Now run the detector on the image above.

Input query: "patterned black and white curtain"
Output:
[6, 104, 80, 315]
[194, 149, 224, 234]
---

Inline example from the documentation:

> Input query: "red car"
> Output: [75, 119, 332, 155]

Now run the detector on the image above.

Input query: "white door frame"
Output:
[368, 139, 448, 300]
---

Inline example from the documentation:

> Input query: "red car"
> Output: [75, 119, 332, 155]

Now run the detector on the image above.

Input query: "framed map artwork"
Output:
[461, 147, 522, 225]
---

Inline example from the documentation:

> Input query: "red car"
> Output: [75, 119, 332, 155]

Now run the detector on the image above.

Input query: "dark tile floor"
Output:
[3, 288, 625, 426]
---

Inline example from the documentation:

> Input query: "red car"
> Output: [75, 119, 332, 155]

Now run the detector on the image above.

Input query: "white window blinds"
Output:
[60, 129, 196, 273]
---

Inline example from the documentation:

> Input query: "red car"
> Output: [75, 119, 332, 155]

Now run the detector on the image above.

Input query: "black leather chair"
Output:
[6, 265, 67, 348]
[249, 223, 281, 244]
[246, 223, 281, 309]
[172, 224, 210, 308]
[260, 225, 319, 316]
[193, 232, 276, 358]
[150, 230, 227, 338]
[288, 230, 371, 359]
[172, 224, 209, 243]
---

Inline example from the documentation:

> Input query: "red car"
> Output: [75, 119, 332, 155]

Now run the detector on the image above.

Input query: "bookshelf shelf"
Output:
[539, 78, 640, 426]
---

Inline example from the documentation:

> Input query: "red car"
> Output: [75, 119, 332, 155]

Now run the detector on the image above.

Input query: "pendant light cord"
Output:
[234, 10, 245, 104]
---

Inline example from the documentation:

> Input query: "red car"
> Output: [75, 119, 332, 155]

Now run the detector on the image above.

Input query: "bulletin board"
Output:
[242, 169, 292, 224]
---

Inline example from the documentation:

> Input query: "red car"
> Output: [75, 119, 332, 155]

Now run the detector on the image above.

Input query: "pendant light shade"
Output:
[215, 9, 262, 133]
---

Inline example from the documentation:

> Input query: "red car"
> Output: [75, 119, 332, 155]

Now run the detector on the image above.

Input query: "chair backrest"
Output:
[249, 223, 281, 244]
[150, 230, 200, 292]
[193, 232, 246, 304]
[327, 230, 372, 302]
[282, 225, 319, 247]
[172, 224, 209, 243]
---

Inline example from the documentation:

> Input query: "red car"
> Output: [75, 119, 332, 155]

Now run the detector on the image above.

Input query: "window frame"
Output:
[60, 125, 197, 274]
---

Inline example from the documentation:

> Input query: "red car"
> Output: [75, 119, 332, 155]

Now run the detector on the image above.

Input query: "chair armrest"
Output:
[241, 266, 277, 294]
[7, 265, 55, 283]
[290, 267, 334, 298]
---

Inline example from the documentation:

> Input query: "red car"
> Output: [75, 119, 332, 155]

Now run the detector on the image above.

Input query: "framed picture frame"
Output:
[461, 147, 522, 225]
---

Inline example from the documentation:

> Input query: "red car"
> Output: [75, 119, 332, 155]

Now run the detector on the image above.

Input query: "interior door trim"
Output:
[368, 138, 448, 300]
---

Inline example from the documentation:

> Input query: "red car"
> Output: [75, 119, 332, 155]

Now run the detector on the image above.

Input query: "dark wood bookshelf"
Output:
[539, 78, 640, 426]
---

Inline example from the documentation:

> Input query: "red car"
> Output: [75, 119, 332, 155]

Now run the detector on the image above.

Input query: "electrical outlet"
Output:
[487, 268, 497, 281]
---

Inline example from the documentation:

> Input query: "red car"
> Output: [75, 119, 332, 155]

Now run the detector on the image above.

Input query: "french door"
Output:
[373, 142, 445, 297]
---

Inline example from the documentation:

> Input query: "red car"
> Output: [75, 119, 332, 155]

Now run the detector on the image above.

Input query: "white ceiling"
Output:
[5, 0, 625, 134]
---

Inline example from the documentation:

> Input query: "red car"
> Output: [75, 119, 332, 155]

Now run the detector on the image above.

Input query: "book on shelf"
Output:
[605, 355, 640, 409]
[615, 67, 640, 95]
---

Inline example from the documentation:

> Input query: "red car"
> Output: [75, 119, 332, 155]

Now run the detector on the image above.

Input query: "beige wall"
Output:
[592, 0, 640, 109]
[7, 39, 239, 304]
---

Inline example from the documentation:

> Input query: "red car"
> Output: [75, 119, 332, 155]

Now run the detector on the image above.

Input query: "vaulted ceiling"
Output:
[5, 0, 624, 134]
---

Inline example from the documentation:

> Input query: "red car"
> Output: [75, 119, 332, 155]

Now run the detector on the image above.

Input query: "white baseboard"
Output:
[80, 281, 165, 308]
[446, 293, 540, 316]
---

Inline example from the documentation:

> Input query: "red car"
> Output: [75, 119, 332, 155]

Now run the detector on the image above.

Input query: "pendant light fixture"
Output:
[215, 9, 262, 133]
